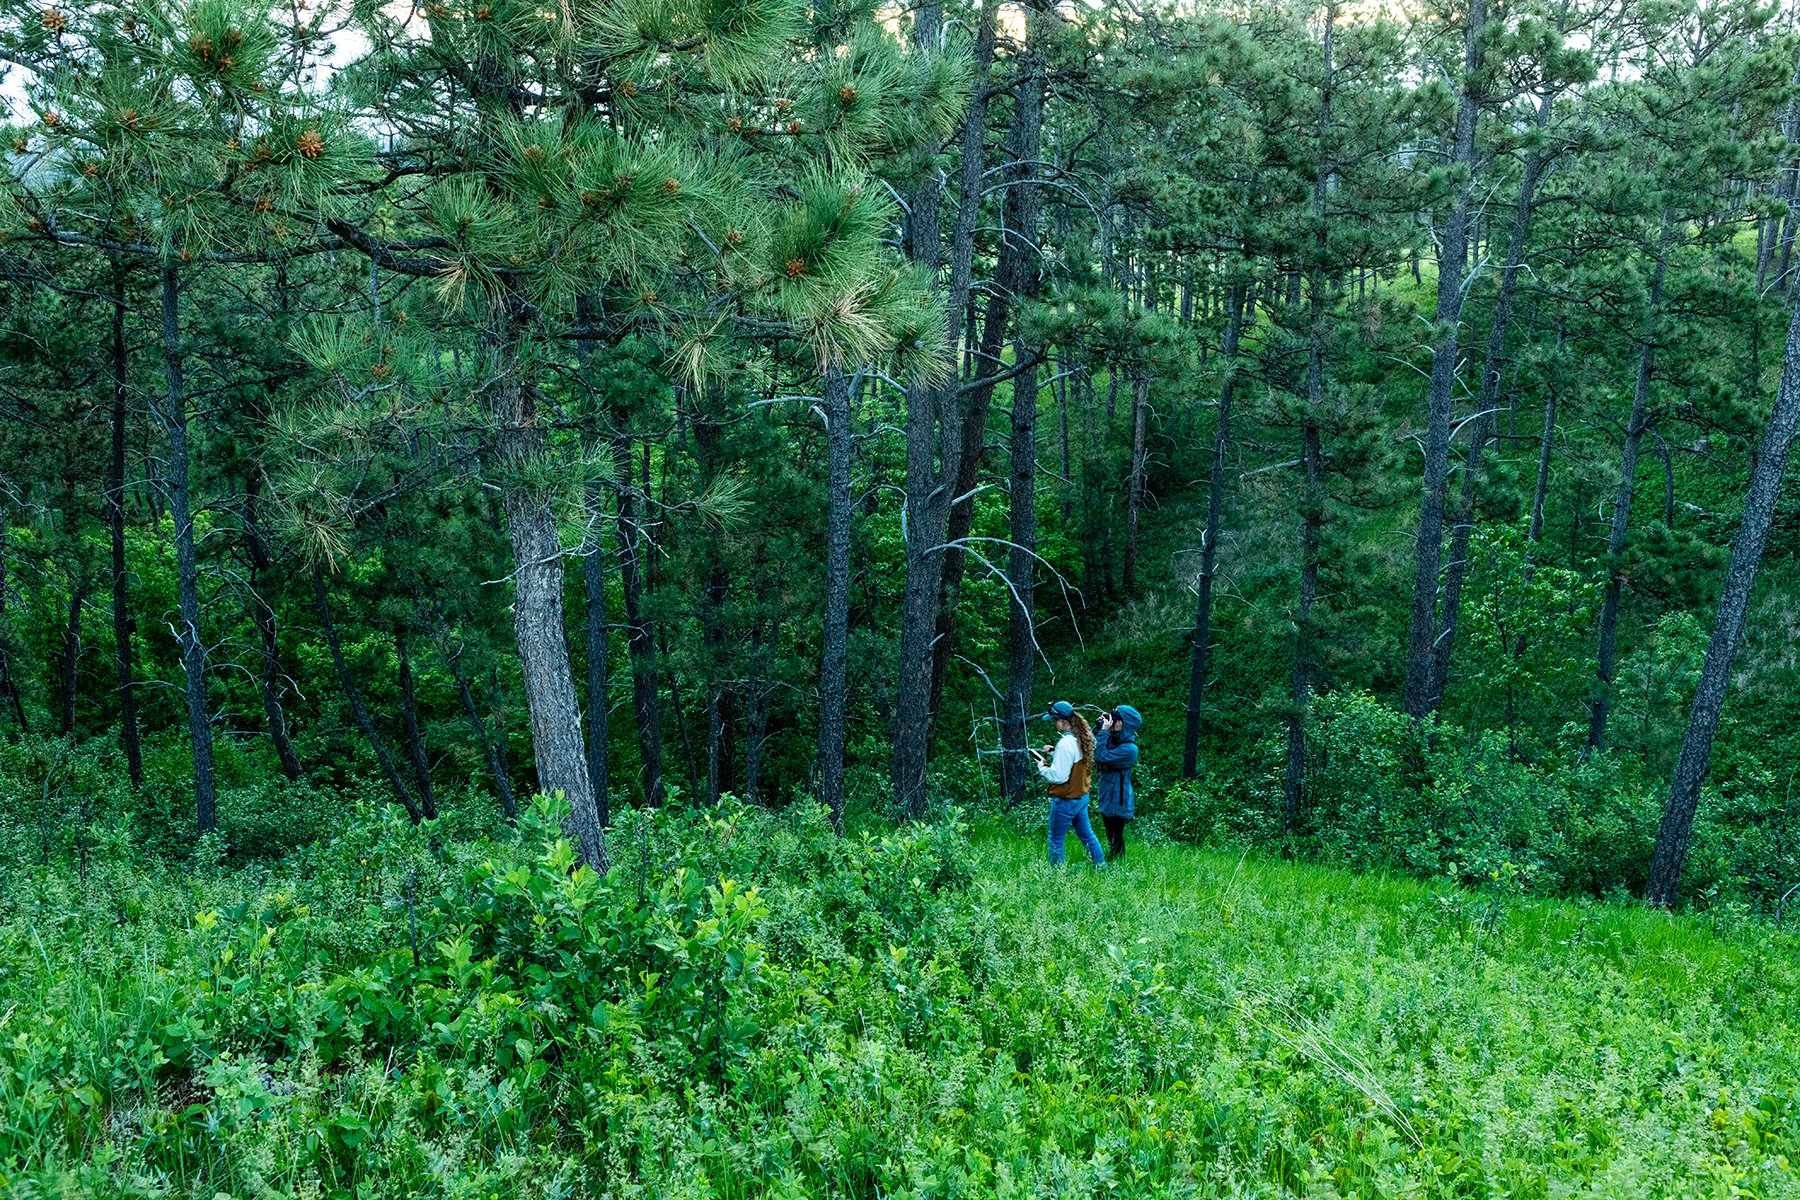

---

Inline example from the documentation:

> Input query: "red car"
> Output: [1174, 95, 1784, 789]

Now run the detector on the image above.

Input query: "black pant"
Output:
[1102, 814, 1128, 859]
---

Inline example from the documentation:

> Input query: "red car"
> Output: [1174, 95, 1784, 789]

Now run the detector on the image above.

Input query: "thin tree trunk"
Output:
[1285, 416, 1323, 834]
[1001, 354, 1041, 811]
[615, 436, 664, 806]
[1425, 111, 1552, 711]
[1123, 373, 1149, 593]
[662, 629, 699, 798]
[107, 266, 143, 785]
[1645, 278, 1800, 906]
[396, 631, 439, 819]
[1402, 0, 1488, 718]
[1183, 282, 1247, 779]
[1512, 388, 1558, 664]
[161, 264, 217, 834]
[702, 563, 728, 805]
[744, 614, 777, 803]
[583, 479, 611, 826]
[818, 361, 853, 829]
[315, 572, 422, 823]
[0, 515, 25, 732]
[60, 573, 85, 736]
[1587, 220, 1672, 758]
[251, 593, 302, 782]
[1286, 5, 1334, 832]
[447, 644, 515, 821]
[1773, 45, 1800, 297]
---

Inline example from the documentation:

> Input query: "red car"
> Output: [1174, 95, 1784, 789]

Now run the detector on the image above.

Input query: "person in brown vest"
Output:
[1029, 700, 1106, 867]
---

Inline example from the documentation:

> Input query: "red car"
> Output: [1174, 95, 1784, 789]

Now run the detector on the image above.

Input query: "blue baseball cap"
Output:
[1037, 700, 1075, 721]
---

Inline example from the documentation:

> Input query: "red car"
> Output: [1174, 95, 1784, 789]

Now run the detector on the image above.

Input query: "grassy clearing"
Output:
[2, 804, 1797, 1198]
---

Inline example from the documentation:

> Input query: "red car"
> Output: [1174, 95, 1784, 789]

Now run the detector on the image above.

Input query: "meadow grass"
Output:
[1, 806, 1797, 1198]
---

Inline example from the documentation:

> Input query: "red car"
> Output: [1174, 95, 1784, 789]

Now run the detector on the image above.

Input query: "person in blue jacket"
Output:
[1094, 705, 1141, 859]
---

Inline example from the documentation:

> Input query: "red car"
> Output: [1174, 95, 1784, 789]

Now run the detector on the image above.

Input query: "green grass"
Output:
[3, 804, 1798, 1198]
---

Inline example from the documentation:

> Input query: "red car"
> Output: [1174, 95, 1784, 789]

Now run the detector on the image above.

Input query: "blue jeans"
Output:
[1048, 795, 1106, 867]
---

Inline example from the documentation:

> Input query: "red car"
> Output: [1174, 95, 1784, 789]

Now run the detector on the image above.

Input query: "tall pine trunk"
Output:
[1000, 355, 1040, 810]
[817, 361, 853, 829]
[1402, 0, 1487, 718]
[1286, 4, 1334, 832]
[891, 0, 999, 817]
[1183, 282, 1247, 779]
[995, 22, 1047, 813]
[927, 35, 1043, 733]
[107, 267, 143, 785]
[1645, 276, 1800, 906]
[493, 300, 607, 869]
[1587, 221, 1671, 758]
[161, 264, 217, 834]
[1425, 108, 1553, 711]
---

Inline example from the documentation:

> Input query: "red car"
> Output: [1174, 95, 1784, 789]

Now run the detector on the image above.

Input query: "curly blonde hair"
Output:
[1068, 712, 1096, 763]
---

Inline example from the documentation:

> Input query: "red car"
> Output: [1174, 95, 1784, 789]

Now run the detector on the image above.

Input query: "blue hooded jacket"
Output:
[1094, 705, 1141, 818]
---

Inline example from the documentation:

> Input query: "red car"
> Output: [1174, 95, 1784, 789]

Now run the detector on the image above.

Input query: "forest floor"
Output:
[3, 805, 1798, 1198]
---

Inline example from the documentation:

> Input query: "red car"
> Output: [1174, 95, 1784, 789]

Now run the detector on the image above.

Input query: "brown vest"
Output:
[1048, 756, 1091, 800]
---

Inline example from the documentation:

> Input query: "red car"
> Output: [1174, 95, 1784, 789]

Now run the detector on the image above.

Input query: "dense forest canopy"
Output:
[2, 0, 1800, 907]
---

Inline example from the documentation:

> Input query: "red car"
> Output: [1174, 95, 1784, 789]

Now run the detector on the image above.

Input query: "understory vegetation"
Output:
[4, 798, 1799, 1199]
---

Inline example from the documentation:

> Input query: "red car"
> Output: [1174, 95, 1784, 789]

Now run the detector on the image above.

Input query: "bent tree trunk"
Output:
[1402, 0, 1487, 718]
[1587, 221, 1672, 758]
[817, 362, 853, 829]
[1183, 282, 1247, 779]
[1644, 281, 1800, 906]
[161, 264, 217, 834]
[108, 266, 143, 786]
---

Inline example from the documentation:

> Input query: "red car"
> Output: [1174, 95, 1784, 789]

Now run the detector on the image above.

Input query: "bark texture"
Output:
[1424, 104, 1553, 712]
[161, 264, 217, 833]
[1183, 282, 1246, 779]
[1644, 277, 1800, 905]
[1402, 0, 1487, 718]
[817, 362, 853, 829]
[108, 267, 143, 785]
